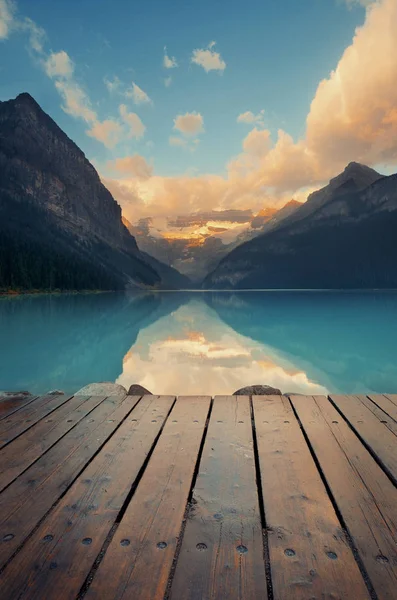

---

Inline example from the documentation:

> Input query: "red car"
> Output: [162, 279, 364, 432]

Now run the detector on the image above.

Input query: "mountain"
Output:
[125, 202, 299, 283]
[203, 163, 397, 289]
[0, 93, 189, 291]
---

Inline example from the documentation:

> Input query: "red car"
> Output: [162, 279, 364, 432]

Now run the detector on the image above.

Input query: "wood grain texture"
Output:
[367, 394, 397, 424]
[85, 396, 211, 600]
[0, 395, 102, 492]
[0, 394, 73, 448]
[0, 395, 139, 568]
[330, 394, 397, 483]
[292, 394, 397, 600]
[0, 395, 38, 421]
[168, 396, 267, 600]
[0, 396, 175, 600]
[253, 395, 370, 600]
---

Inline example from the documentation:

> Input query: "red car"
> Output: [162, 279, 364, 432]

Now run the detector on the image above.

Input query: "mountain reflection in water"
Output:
[1, 291, 396, 395]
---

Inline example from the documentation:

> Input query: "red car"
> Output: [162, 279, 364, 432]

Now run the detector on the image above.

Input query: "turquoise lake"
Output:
[1, 291, 396, 395]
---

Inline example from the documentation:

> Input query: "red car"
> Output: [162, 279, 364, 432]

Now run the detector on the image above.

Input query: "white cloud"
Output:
[104, 75, 121, 94]
[125, 82, 152, 105]
[173, 111, 204, 136]
[237, 110, 265, 127]
[86, 119, 123, 148]
[119, 104, 146, 139]
[163, 46, 178, 69]
[45, 50, 74, 78]
[164, 76, 172, 87]
[108, 154, 153, 179]
[24, 17, 45, 54]
[0, 0, 14, 40]
[54, 79, 97, 123]
[191, 41, 226, 73]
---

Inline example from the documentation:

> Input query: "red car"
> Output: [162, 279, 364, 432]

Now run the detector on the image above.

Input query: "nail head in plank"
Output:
[85, 395, 211, 600]
[168, 396, 267, 600]
[0, 395, 104, 492]
[253, 395, 370, 600]
[0, 395, 139, 568]
[292, 394, 397, 600]
[0, 396, 175, 600]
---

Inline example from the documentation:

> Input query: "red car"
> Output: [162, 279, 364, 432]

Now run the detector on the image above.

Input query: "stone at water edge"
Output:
[127, 384, 153, 396]
[46, 390, 64, 395]
[233, 385, 282, 396]
[0, 391, 33, 400]
[75, 382, 127, 396]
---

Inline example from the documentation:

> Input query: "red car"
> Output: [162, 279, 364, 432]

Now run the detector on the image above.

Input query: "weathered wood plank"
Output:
[0, 395, 103, 492]
[292, 394, 397, 600]
[85, 395, 211, 600]
[0, 394, 38, 421]
[253, 395, 370, 600]
[168, 396, 267, 600]
[0, 396, 175, 600]
[0, 395, 140, 569]
[357, 394, 397, 436]
[330, 394, 397, 483]
[367, 394, 397, 423]
[0, 393, 74, 448]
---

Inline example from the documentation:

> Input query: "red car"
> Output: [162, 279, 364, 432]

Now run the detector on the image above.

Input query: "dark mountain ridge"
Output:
[204, 164, 397, 289]
[0, 93, 189, 291]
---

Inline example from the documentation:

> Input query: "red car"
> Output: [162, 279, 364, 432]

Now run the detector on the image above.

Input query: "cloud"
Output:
[119, 104, 146, 138]
[104, 75, 121, 94]
[107, 154, 153, 179]
[24, 18, 45, 54]
[163, 47, 178, 69]
[0, 0, 14, 40]
[164, 76, 172, 87]
[191, 41, 226, 72]
[54, 79, 97, 123]
[86, 119, 123, 148]
[169, 136, 200, 152]
[44, 50, 74, 78]
[173, 111, 204, 136]
[237, 110, 265, 127]
[125, 82, 152, 105]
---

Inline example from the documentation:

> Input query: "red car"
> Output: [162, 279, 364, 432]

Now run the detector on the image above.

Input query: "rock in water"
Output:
[75, 382, 127, 396]
[233, 385, 282, 396]
[127, 384, 153, 396]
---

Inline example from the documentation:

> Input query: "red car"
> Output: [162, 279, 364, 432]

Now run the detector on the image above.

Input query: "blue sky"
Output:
[1, 0, 396, 223]
[1, 0, 366, 176]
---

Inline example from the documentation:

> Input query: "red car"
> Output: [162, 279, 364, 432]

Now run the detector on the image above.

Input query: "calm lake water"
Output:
[1, 291, 397, 396]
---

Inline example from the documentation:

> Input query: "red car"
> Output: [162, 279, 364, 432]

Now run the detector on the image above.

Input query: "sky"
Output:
[1, 0, 397, 224]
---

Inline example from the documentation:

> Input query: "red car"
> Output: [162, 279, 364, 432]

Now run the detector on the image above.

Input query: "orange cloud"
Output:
[173, 112, 204, 136]
[107, 155, 153, 179]
[105, 0, 397, 221]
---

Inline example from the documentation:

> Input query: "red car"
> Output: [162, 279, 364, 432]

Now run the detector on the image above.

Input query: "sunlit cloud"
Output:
[107, 154, 153, 179]
[191, 41, 226, 72]
[86, 119, 123, 149]
[0, 0, 14, 39]
[173, 111, 204, 136]
[163, 46, 178, 69]
[44, 50, 74, 78]
[237, 110, 265, 127]
[119, 104, 146, 139]
[54, 79, 97, 124]
[125, 81, 152, 105]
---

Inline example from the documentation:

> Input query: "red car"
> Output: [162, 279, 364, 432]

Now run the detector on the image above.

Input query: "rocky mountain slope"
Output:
[0, 93, 189, 291]
[203, 163, 397, 289]
[126, 201, 300, 283]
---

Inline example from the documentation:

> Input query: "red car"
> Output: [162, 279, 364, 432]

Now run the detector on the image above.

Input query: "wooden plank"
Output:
[0, 395, 140, 569]
[0, 393, 73, 448]
[292, 395, 397, 600]
[0, 394, 38, 421]
[385, 394, 397, 407]
[367, 394, 397, 423]
[85, 395, 211, 600]
[253, 395, 370, 600]
[168, 396, 267, 600]
[0, 395, 103, 492]
[0, 396, 175, 600]
[330, 394, 397, 484]
[357, 395, 397, 436]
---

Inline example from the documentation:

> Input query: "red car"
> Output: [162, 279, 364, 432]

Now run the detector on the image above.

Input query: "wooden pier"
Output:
[0, 392, 396, 599]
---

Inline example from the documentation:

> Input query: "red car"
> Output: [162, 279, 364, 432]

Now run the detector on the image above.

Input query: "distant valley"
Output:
[1, 93, 396, 292]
